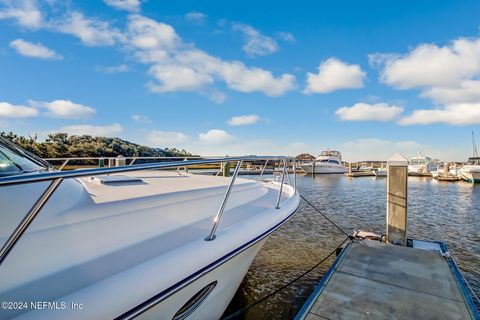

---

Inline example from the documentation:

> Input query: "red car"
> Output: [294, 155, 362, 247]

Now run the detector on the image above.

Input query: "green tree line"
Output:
[0, 132, 194, 158]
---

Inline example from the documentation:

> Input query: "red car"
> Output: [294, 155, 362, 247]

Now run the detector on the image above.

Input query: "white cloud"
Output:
[146, 130, 188, 146]
[185, 11, 206, 25]
[9, 38, 62, 60]
[276, 32, 295, 43]
[126, 15, 295, 97]
[371, 38, 480, 89]
[131, 114, 152, 123]
[341, 138, 426, 162]
[227, 114, 261, 126]
[398, 103, 480, 126]
[2, 9, 295, 98]
[58, 123, 123, 136]
[209, 91, 227, 104]
[104, 0, 140, 13]
[304, 58, 366, 94]
[372, 36, 480, 126]
[198, 129, 234, 144]
[233, 23, 279, 57]
[335, 103, 403, 122]
[147, 64, 214, 92]
[421, 80, 480, 104]
[186, 138, 308, 156]
[126, 14, 179, 51]
[0, 0, 43, 29]
[30, 99, 96, 119]
[54, 11, 123, 47]
[0, 102, 38, 118]
[96, 64, 129, 73]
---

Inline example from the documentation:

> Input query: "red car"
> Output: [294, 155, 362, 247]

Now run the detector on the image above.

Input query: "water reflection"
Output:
[224, 174, 480, 319]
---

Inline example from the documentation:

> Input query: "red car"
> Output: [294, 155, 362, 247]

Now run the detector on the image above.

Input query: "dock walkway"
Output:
[296, 239, 479, 320]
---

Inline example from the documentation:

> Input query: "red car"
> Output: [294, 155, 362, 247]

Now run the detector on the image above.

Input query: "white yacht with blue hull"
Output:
[0, 138, 300, 320]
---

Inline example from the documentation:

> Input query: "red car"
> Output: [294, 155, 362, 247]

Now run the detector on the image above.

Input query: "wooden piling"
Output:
[386, 153, 408, 246]
[222, 162, 231, 177]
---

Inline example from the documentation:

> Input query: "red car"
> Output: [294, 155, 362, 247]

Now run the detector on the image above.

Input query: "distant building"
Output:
[296, 153, 316, 161]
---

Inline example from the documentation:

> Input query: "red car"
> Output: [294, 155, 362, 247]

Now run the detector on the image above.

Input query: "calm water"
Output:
[223, 174, 480, 319]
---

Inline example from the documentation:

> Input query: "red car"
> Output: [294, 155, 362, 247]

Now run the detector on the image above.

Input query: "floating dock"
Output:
[435, 175, 463, 182]
[345, 170, 375, 177]
[296, 239, 479, 320]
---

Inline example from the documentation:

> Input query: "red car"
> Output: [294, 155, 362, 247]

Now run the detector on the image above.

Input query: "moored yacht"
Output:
[0, 138, 300, 320]
[459, 132, 480, 183]
[300, 150, 347, 174]
[459, 157, 480, 183]
[408, 152, 437, 175]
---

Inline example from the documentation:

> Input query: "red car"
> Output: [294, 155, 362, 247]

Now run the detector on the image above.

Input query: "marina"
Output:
[1, 1, 480, 318]
[224, 173, 480, 319]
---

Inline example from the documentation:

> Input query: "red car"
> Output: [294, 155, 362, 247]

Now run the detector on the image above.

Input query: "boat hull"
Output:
[301, 164, 347, 174]
[132, 240, 266, 320]
[459, 169, 480, 183]
[0, 172, 300, 320]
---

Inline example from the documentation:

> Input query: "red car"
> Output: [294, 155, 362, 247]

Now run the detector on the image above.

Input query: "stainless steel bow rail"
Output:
[0, 156, 297, 266]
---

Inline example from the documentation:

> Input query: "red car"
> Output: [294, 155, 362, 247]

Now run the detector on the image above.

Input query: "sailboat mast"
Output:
[473, 131, 479, 158]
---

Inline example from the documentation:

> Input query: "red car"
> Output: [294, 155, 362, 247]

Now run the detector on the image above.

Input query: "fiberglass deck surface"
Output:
[300, 240, 474, 320]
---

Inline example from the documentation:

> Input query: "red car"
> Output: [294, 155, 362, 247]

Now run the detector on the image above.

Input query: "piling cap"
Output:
[387, 153, 408, 166]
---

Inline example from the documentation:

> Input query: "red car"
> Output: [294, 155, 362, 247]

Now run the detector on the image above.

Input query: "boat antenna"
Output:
[473, 131, 478, 158]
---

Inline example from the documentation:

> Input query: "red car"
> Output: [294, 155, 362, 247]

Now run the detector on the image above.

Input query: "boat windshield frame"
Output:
[319, 150, 341, 158]
[0, 137, 50, 177]
[467, 157, 480, 165]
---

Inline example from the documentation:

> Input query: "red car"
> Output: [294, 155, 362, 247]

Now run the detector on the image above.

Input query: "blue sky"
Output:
[1, 0, 480, 161]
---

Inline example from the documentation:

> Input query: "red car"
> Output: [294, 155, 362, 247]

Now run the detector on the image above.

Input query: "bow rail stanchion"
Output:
[275, 159, 287, 209]
[205, 160, 243, 241]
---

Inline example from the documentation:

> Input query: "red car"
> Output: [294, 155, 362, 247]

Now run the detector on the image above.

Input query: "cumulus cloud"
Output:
[276, 32, 295, 43]
[58, 123, 123, 136]
[304, 58, 366, 94]
[95, 64, 129, 73]
[227, 114, 261, 126]
[0, 101, 38, 118]
[398, 103, 480, 126]
[131, 114, 152, 123]
[335, 103, 403, 122]
[30, 99, 96, 119]
[54, 11, 123, 47]
[9, 38, 62, 60]
[2, 8, 295, 98]
[208, 91, 227, 104]
[104, 0, 140, 13]
[233, 23, 279, 57]
[0, 0, 43, 29]
[147, 64, 214, 93]
[146, 130, 188, 146]
[371, 38, 480, 89]
[372, 36, 480, 125]
[125, 15, 295, 96]
[198, 129, 234, 144]
[185, 11, 206, 25]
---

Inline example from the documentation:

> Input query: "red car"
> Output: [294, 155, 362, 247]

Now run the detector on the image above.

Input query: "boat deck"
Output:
[296, 239, 479, 320]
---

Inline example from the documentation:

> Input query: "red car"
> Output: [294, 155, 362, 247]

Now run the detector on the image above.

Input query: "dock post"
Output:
[312, 161, 315, 175]
[348, 162, 352, 174]
[386, 153, 408, 245]
[222, 162, 231, 177]
[444, 162, 449, 177]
